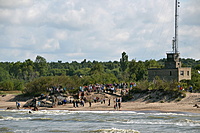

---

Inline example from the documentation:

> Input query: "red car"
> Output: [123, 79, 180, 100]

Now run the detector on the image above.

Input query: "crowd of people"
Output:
[79, 82, 136, 94]
[16, 82, 135, 111]
[71, 97, 122, 110]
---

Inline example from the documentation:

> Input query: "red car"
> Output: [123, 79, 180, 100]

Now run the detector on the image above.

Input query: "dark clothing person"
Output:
[89, 101, 92, 107]
[72, 100, 76, 108]
[108, 99, 110, 106]
[16, 101, 20, 109]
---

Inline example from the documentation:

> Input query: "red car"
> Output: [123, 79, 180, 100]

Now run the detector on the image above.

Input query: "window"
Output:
[168, 54, 173, 58]
[180, 71, 184, 76]
[187, 71, 190, 76]
[170, 71, 172, 76]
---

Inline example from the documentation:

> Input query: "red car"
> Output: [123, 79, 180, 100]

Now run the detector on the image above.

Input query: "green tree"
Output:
[120, 52, 128, 72]
[145, 59, 160, 68]
[136, 61, 147, 81]
[128, 59, 137, 81]
[13, 79, 24, 91]
[0, 80, 14, 91]
[9, 61, 22, 79]
[0, 67, 10, 82]
[34, 55, 48, 76]
[90, 62, 104, 75]
[188, 69, 200, 92]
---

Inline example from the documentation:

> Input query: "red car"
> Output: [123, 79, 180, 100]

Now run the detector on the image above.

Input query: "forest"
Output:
[0, 52, 200, 95]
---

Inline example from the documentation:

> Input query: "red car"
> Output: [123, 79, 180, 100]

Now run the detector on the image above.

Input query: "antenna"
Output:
[173, 0, 180, 53]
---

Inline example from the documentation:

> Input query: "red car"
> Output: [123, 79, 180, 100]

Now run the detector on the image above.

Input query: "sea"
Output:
[0, 109, 200, 133]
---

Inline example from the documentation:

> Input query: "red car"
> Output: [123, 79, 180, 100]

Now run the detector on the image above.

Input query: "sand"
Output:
[0, 93, 200, 113]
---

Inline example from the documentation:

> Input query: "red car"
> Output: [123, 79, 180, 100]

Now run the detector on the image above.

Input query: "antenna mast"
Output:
[173, 0, 180, 53]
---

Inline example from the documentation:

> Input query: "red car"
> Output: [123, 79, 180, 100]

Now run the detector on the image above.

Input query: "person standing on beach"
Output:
[108, 99, 110, 106]
[72, 100, 76, 108]
[32, 97, 38, 111]
[16, 101, 20, 109]
[89, 100, 92, 107]
[75, 100, 79, 107]
[81, 100, 84, 107]
[118, 97, 122, 109]
[103, 98, 105, 104]
[113, 98, 117, 110]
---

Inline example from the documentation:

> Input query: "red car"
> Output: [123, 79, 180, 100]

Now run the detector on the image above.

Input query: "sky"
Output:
[0, 0, 200, 63]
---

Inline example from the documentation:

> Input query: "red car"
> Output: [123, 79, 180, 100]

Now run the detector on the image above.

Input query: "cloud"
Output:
[0, 0, 199, 62]
[0, 0, 33, 8]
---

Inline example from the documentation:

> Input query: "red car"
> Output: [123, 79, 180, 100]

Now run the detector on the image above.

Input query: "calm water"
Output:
[0, 109, 200, 133]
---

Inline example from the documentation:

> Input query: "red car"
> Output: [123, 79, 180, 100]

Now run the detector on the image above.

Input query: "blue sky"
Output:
[0, 0, 199, 62]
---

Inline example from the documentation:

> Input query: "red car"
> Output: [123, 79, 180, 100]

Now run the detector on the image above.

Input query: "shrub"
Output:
[0, 80, 14, 91]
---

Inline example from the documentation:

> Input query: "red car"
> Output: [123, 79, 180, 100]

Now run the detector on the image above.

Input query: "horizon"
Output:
[0, 54, 199, 63]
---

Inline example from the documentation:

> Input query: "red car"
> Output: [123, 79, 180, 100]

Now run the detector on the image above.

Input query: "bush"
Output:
[13, 79, 24, 91]
[0, 80, 14, 91]
[24, 75, 82, 95]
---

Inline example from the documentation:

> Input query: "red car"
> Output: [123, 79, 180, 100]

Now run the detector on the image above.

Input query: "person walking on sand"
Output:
[16, 101, 20, 109]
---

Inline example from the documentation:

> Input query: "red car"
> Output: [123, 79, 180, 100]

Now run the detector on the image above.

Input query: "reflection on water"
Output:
[0, 109, 200, 133]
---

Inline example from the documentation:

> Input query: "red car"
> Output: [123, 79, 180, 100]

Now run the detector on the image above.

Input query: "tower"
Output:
[148, 0, 191, 82]
[165, 0, 181, 69]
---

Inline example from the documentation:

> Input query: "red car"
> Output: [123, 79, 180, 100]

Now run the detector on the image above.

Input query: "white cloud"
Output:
[0, 0, 33, 8]
[112, 32, 130, 41]
[43, 39, 60, 50]
[0, 0, 199, 62]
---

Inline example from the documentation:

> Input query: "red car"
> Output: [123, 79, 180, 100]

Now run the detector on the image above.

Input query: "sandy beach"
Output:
[1, 92, 200, 114]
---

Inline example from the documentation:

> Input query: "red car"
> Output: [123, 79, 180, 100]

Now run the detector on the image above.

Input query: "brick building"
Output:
[148, 53, 191, 81]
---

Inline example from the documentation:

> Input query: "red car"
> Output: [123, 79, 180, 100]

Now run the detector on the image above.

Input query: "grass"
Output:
[0, 90, 22, 95]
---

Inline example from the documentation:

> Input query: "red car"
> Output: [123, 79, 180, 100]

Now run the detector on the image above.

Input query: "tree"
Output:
[0, 67, 10, 82]
[90, 62, 104, 75]
[128, 60, 147, 81]
[128, 59, 137, 81]
[34, 55, 48, 76]
[120, 52, 128, 72]
[0, 80, 14, 91]
[136, 61, 147, 81]
[145, 59, 160, 68]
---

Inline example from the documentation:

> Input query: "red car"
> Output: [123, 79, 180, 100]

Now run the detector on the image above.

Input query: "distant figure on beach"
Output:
[81, 100, 84, 107]
[189, 86, 193, 93]
[63, 98, 67, 104]
[32, 97, 37, 107]
[89, 100, 92, 107]
[75, 100, 79, 107]
[16, 101, 20, 109]
[72, 100, 76, 108]
[38, 101, 41, 107]
[30, 97, 38, 111]
[118, 97, 122, 109]
[108, 99, 110, 106]
[103, 98, 105, 104]
[114, 98, 118, 110]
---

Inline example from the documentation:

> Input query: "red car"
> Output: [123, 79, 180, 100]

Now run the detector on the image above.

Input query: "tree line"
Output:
[0, 52, 200, 95]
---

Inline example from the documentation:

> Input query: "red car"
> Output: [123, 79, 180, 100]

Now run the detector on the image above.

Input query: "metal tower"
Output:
[165, 0, 181, 69]
[172, 0, 180, 53]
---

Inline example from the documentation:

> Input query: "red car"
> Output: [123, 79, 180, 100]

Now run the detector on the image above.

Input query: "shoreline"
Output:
[1, 101, 199, 114]
[1, 93, 200, 114]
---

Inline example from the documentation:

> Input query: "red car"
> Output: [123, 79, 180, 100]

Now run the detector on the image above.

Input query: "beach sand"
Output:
[0, 93, 200, 113]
